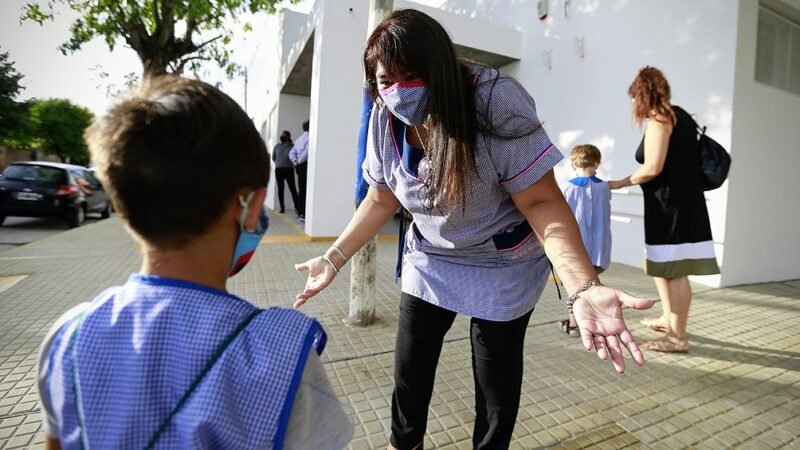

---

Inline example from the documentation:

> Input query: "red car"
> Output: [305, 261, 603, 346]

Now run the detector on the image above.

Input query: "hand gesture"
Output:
[572, 285, 655, 373]
[293, 257, 337, 308]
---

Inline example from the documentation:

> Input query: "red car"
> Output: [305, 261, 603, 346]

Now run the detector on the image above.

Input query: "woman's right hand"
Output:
[294, 257, 337, 308]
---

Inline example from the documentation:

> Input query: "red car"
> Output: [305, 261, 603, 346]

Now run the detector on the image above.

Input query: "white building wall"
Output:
[433, 0, 740, 287]
[305, 0, 370, 236]
[253, 0, 799, 287]
[722, 0, 800, 285]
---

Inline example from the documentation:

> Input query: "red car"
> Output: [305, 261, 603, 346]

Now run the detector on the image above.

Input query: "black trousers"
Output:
[390, 293, 532, 450]
[295, 162, 307, 215]
[274, 167, 300, 212]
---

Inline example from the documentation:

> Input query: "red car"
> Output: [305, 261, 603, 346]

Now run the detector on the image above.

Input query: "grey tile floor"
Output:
[1, 213, 797, 449]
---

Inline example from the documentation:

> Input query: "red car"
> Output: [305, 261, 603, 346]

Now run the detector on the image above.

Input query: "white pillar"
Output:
[305, 0, 369, 237]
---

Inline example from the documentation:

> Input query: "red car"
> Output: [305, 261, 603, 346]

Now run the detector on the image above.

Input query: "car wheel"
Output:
[0, 215, 5, 226]
[68, 205, 85, 228]
[100, 201, 112, 219]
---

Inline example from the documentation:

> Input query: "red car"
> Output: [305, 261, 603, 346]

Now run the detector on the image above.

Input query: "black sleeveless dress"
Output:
[635, 105, 720, 278]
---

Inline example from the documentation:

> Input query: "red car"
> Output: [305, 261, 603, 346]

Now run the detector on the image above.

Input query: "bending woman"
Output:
[295, 9, 653, 450]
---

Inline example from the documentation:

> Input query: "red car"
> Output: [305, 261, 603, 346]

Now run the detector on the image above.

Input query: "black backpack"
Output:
[689, 114, 731, 191]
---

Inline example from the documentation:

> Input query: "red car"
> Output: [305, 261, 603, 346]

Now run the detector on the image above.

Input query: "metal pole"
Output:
[346, 0, 393, 327]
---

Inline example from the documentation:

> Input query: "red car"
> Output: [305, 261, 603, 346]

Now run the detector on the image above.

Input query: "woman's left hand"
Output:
[572, 286, 655, 373]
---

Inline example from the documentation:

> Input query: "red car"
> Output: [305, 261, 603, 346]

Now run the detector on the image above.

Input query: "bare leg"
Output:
[653, 277, 673, 322]
[664, 276, 691, 340]
[641, 277, 673, 332]
[642, 276, 690, 352]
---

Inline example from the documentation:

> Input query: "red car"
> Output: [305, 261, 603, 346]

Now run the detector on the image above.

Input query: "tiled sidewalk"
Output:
[0, 212, 798, 449]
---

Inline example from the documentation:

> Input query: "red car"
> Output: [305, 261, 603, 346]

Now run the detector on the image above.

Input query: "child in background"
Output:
[37, 77, 352, 450]
[560, 144, 612, 336]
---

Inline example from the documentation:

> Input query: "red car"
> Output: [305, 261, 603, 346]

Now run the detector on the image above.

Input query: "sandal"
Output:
[640, 317, 669, 333]
[559, 319, 580, 337]
[640, 335, 689, 353]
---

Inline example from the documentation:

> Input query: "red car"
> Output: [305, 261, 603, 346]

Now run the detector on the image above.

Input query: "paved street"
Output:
[0, 212, 798, 449]
[0, 216, 101, 252]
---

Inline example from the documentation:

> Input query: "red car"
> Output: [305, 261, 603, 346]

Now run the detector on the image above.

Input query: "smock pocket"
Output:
[491, 221, 543, 263]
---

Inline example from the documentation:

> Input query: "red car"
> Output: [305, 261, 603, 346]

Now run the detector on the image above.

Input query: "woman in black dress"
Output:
[610, 67, 719, 353]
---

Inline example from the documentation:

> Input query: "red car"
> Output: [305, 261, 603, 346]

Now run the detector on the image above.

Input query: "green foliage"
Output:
[0, 49, 29, 146]
[28, 99, 94, 164]
[23, 0, 290, 77]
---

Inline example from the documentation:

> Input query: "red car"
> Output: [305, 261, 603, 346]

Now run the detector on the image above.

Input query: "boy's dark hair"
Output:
[86, 76, 270, 248]
[570, 144, 602, 169]
[302, 120, 309, 132]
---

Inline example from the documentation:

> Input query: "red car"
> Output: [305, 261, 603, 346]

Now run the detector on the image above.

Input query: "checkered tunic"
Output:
[41, 275, 326, 449]
[363, 67, 564, 321]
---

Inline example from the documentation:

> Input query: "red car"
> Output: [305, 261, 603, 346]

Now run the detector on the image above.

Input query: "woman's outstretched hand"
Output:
[572, 286, 655, 373]
[294, 257, 337, 308]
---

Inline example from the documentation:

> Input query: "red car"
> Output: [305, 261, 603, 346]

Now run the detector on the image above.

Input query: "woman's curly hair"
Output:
[628, 66, 676, 127]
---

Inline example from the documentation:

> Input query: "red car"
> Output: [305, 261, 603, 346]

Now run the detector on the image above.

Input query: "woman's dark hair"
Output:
[364, 9, 477, 213]
[628, 66, 676, 126]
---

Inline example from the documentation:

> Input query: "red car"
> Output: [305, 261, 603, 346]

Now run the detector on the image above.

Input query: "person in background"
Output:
[289, 120, 310, 221]
[273, 130, 301, 214]
[609, 66, 720, 353]
[560, 144, 612, 337]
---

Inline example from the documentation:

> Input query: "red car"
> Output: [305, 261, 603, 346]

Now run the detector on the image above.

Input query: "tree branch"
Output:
[195, 34, 223, 51]
[157, 0, 175, 48]
[175, 54, 209, 72]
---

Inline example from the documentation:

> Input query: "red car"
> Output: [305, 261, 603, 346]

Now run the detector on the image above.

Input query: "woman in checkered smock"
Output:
[295, 9, 655, 450]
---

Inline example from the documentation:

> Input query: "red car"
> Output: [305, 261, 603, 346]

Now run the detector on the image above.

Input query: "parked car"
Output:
[0, 162, 112, 228]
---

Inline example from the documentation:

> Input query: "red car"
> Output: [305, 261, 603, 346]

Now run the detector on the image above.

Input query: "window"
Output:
[3, 165, 65, 184]
[756, 4, 800, 95]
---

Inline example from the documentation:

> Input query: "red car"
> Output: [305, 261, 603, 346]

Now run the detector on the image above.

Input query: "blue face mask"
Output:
[229, 192, 269, 277]
[379, 81, 430, 126]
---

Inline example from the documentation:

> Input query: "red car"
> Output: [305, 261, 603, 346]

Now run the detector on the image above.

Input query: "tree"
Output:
[28, 99, 94, 164]
[23, 0, 289, 78]
[0, 48, 29, 146]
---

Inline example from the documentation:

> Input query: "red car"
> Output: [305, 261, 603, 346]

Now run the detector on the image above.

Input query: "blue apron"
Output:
[44, 275, 326, 449]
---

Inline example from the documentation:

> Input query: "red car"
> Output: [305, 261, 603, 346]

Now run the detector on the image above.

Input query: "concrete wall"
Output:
[431, 0, 740, 286]
[252, 0, 800, 287]
[303, 0, 369, 236]
[722, 0, 800, 285]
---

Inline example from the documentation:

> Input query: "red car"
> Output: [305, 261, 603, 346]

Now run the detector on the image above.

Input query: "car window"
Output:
[2, 165, 66, 184]
[83, 171, 102, 189]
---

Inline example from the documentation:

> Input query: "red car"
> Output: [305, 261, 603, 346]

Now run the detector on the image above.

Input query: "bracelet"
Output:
[322, 254, 340, 274]
[566, 279, 602, 314]
[329, 245, 348, 264]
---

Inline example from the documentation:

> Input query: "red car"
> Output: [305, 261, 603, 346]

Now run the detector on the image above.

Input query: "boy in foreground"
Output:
[37, 77, 352, 449]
